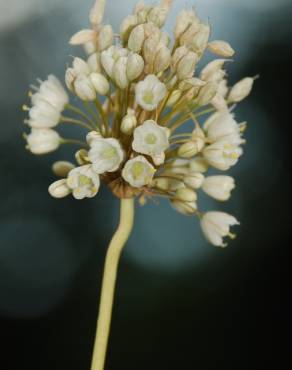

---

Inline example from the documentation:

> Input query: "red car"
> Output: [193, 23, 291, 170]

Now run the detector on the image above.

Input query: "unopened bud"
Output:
[174, 9, 198, 39]
[200, 59, 228, 82]
[87, 52, 102, 73]
[171, 46, 189, 70]
[180, 23, 200, 47]
[121, 109, 137, 135]
[147, 6, 168, 28]
[160, 32, 171, 46]
[52, 161, 75, 177]
[83, 41, 96, 56]
[179, 77, 206, 92]
[178, 141, 199, 158]
[177, 51, 198, 80]
[196, 82, 218, 106]
[128, 24, 145, 52]
[208, 40, 235, 57]
[189, 157, 209, 173]
[228, 77, 254, 103]
[143, 35, 160, 66]
[126, 53, 144, 81]
[171, 200, 197, 215]
[75, 149, 89, 165]
[89, 73, 109, 95]
[89, 0, 106, 26]
[48, 179, 71, 199]
[73, 57, 90, 75]
[74, 75, 96, 101]
[69, 29, 97, 46]
[113, 57, 129, 89]
[184, 173, 205, 189]
[120, 15, 138, 42]
[191, 125, 206, 152]
[191, 23, 210, 53]
[65, 68, 77, 91]
[97, 25, 114, 51]
[154, 45, 171, 73]
[175, 188, 197, 202]
[167, 90, 182, 106]
[152, 177, 170, 191]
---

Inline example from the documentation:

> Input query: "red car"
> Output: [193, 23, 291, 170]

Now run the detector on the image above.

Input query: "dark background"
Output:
[0, 0, 291, 369]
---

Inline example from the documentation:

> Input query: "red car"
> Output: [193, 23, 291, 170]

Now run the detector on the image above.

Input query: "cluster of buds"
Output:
[22, 0, 255, 247]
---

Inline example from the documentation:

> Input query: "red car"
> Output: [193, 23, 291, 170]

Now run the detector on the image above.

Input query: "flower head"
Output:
[67, 165, 100, 199]
[200, 212, 239, 247]
[26, 128, 60, 154]
[135, 75, 167, 111]
[122, 156, 156, 188]
[88, 138, 124, 174]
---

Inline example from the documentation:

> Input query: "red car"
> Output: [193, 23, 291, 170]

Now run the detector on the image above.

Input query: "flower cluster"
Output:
[23, 0, 255, 247]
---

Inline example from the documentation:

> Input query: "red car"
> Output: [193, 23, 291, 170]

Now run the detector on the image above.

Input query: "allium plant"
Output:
[22, 0, 255, 369]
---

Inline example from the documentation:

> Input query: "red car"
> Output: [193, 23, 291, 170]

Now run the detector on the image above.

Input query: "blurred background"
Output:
[0, 0, 291, 369]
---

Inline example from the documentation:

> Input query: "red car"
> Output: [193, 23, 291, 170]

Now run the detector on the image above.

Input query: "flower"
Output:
[26, 128, 60, 155]
[132, 120, 169, 161]
[207, 40, 235, 57]
[203, 141, 243, 170]
[88, 138, 124, 174]
[171, 200, 197, 215]
[122, 155, 156, 187]
[74, 75, 96, 101]
[204, 112, 244, 145]
[202, 175, 235, 201]
[135, 75, 167, 111]
[66, 165, 100, 200]
[200, 211, 239, 247]
[228, 77, 255, 103]
[101, 45, 128, 78]
[27, 75, 68, 128]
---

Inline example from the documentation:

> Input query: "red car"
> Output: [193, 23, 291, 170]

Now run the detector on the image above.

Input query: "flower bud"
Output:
[26, 128, 60, 155]
[202, 175, 235, 201]
[191, 125, 206, 152]
[52, 161, 75, 177]
[89, 0, 106, 26]
[178, 141, 199, 158]
[171, 200, 197, 215]
[166, 90, 182, 106]
[208, 40, 235, 57]
[120, 15, 138, 42]
[189, 158, 209, 173]
[126, 53, 144, 81]
[152, 177, 169, 191]
[69, 29, 97, 46]
[160, 31, 170, 46]
[191, 23, 210, 53]
[196, 82, 218, 106]
[97, 25, 114, 51]
[74, 75, 96, 101]
[75, 149, 89, 165]
[175, 188, 197, 202]
[113, 57, 129, 89]
[184, 173, 205, 189]
[177, 51, 198, 80]
[154, 45, 171, 73]
[87, 52, 102, 73]
[121, 109, 137, 135]
[86, 131, 102, 145]
[228, 77, 254, 103]
[147, 6, 168, 28]
[143, 35, 160, 66]
[180, 23, 200, 47]
[65, 68, 77, 91]
[171, 46, 189, 70]
[73, 57, 90, 75]
[200, 59, 228, 82]
[89, 73, 110, 95]
[179, 77, 205, 92]
[48, 179, 71, 199]
[83, 41, 96, 56]
[128, 24, 145, 52]
[174, 9, 198, 39]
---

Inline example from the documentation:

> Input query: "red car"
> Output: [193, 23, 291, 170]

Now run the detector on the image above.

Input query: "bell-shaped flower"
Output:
[200, 211, 239, 247]
[26, 128, 60, 155]
[132, 120, 169, 162]
[101, 45, 128, 78]
[203, 141, 243, 170]
[202, 175, 235, 201]
[67, 165, 100, 200]
[88, 138, 124, 174]
[135, 75, 167, 111]
[122, 155, 156, 188]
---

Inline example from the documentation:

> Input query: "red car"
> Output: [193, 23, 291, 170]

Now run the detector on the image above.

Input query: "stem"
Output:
[61, 138, 88, 148]
[90, 198, 135, 370]
[65, 104, 96, 128]
[60, 116, 92, 130]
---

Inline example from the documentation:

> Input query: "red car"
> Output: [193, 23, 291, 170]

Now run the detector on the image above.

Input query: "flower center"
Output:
[145, 133, 157, 145]
[143, 91, 154, 104]
[79, 175, 93, 187]
[132, 162, 144, 179]
[102, 147, 117, 159]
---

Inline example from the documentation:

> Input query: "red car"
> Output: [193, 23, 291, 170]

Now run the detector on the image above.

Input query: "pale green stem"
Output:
[60, 116, 92, 130]
[61, 138, 88, 148]
[65, 104, 96, 128]
[90, 198, 135, 370]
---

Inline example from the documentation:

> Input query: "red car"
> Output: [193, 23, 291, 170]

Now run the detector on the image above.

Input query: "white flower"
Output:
[122, 155, 156, 188]
[48, 179, 71, 198]
[204, 112, 244, 145]
[200, 211, 239, 247]
[228, 77, 254, 103]
[67, 165, 100, 200]
[27, 75, 68, 128]
[26, 128, 60, 155]
[88, 138, 124, 174]
[202, 176, 235, 201]
[184, 173, 205, 189]
[208, 40, 235, 57]
[101, 45, 128, 78]
[203, 141, 243, 170]
[132, 120, 169, 161]
[89, 73, 110, 95]
[74, 75, 96, 101]
[135, 75, 167, 111]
